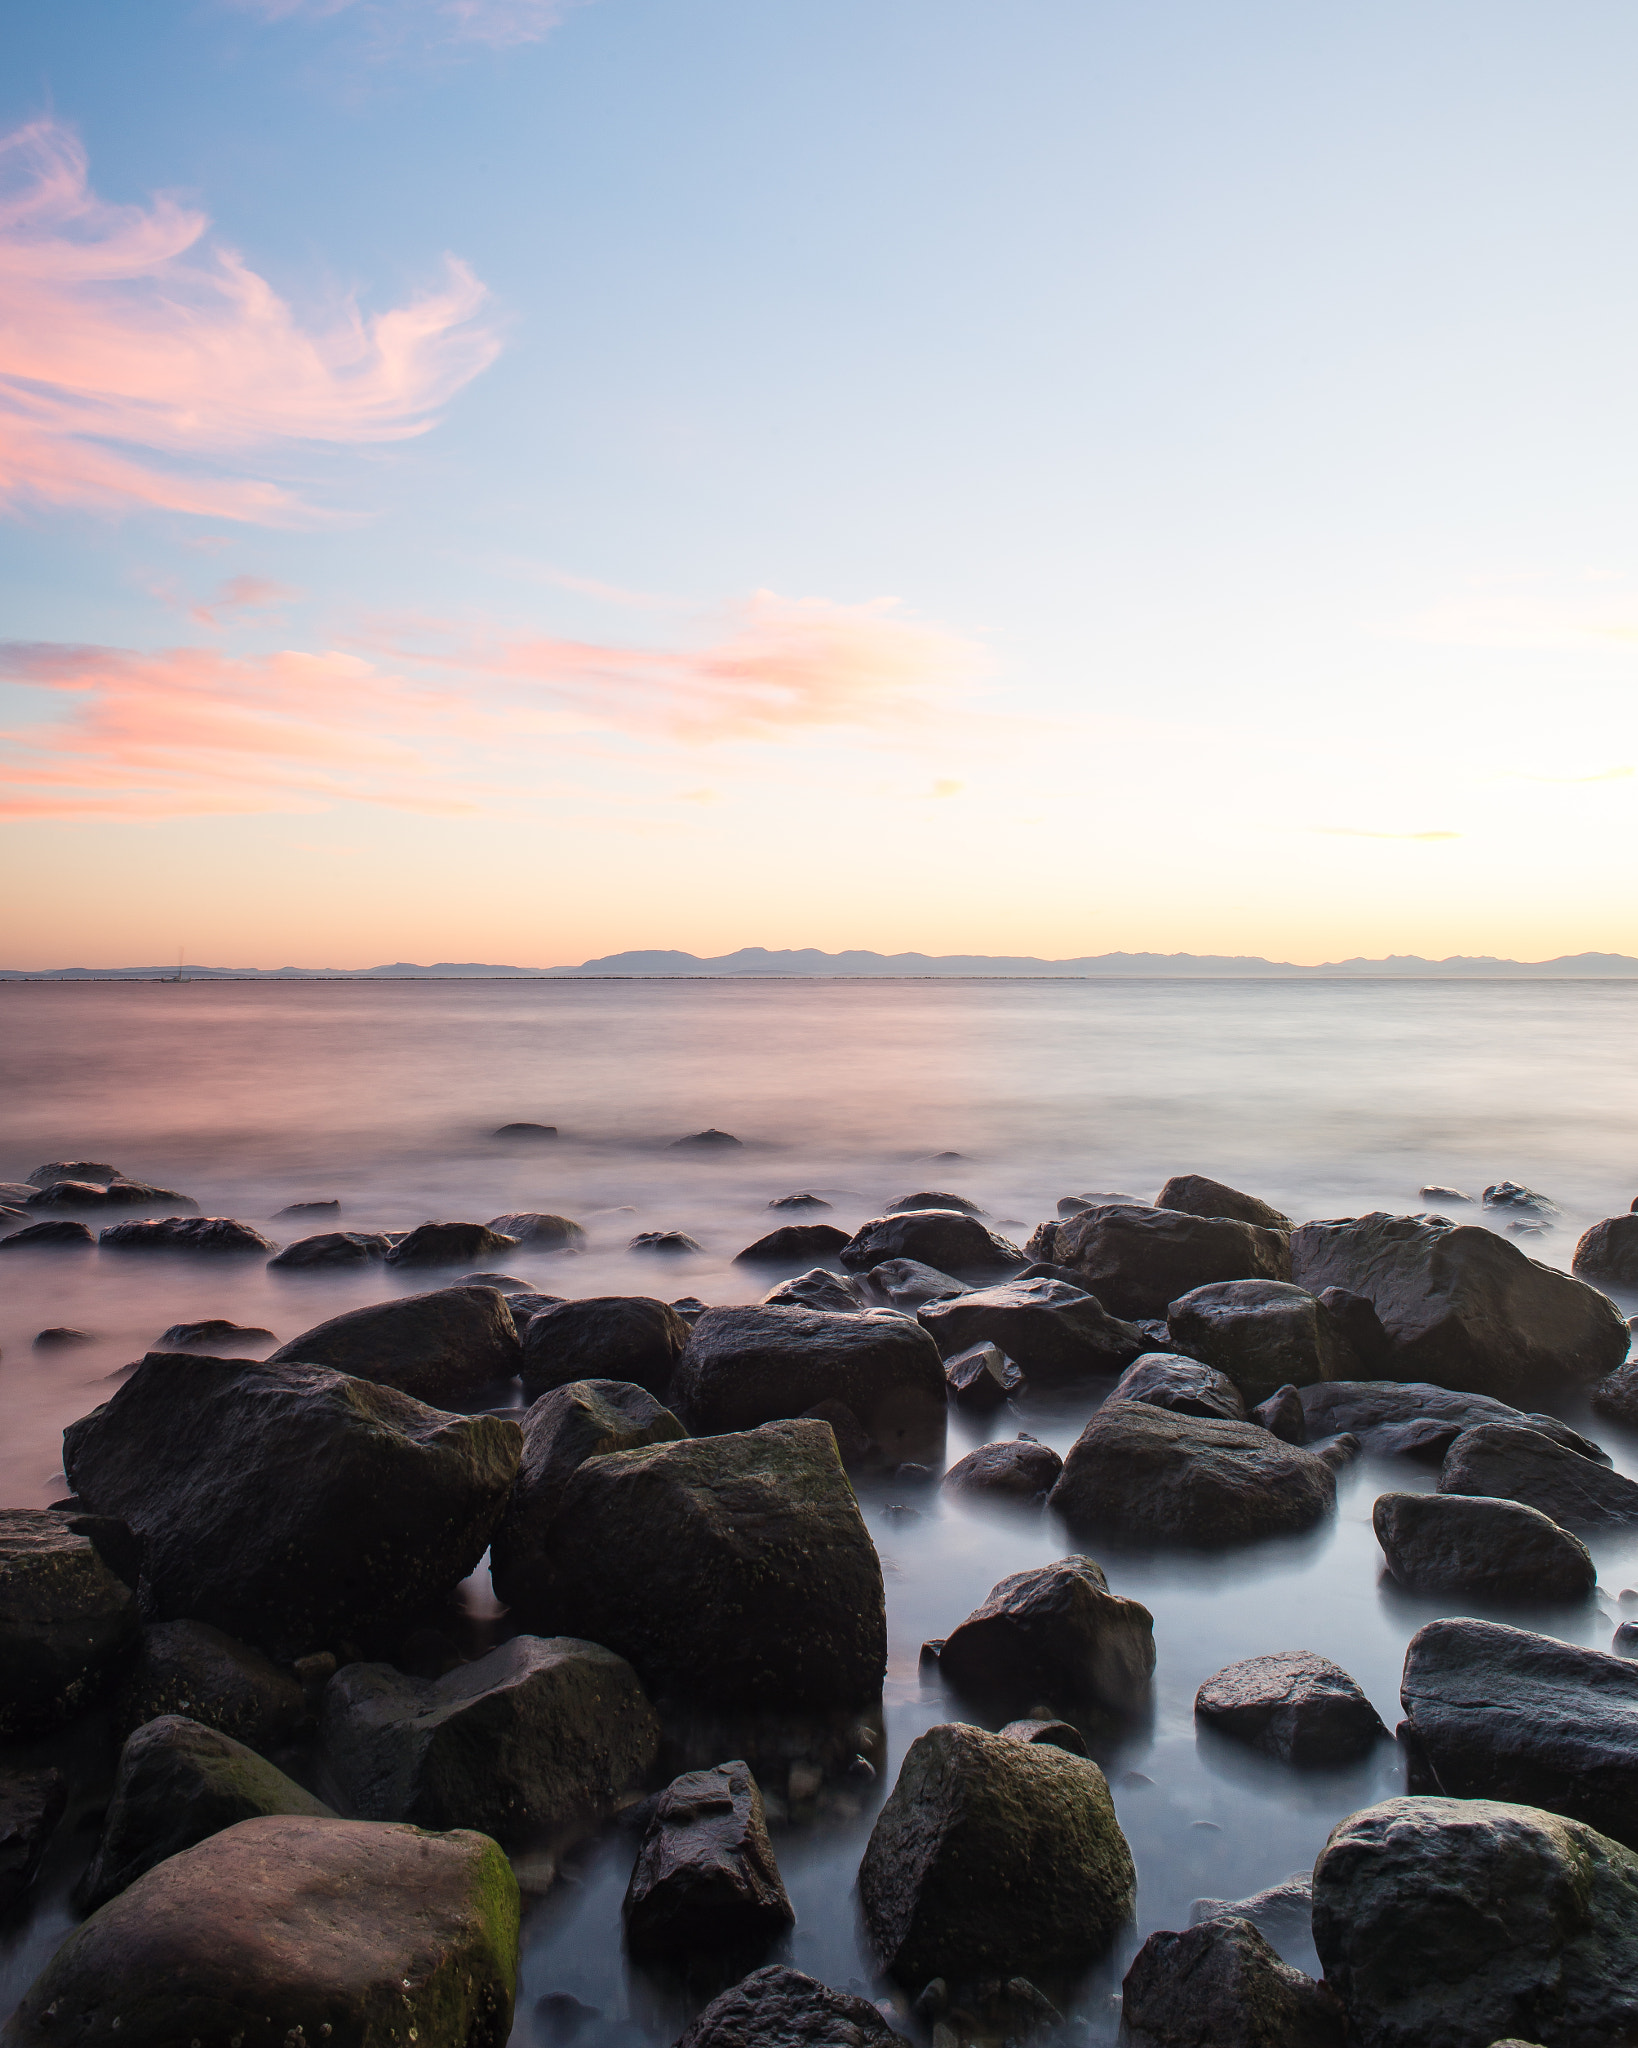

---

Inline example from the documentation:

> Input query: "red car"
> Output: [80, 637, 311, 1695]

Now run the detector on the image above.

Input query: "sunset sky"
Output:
[3, 1, 1636, 968]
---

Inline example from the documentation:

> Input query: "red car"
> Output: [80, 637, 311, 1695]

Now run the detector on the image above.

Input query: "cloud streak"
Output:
[0, 119, 501, 523]
[233, 0, 576, 50]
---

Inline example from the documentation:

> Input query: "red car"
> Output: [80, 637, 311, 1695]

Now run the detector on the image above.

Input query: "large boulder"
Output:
[1311, 1796, 1638, 2048]
[1574, 1214, 1638, 1290]
[318, 1634, 657, 1843]
[667, 1305, 947, 1464]
[862, 1258, 968, 1310]
[838, 1211, 1024, 1280]
[489, 1379, 686, 1609]
[1195, 1652, 1385, 1765]
[1043, 1203, 1290, 1321]
[1373, 1492, 1595, 1603]
[1112, 1352, 1247, 1420]
[1156, 1175, 1294, 1233]
[503, 1419, 886, 1709]
[520, 1295, 691, 1401]
[1167, 1282, 1358, 1404]
[28, 1177, 196, 1215]
[63, 1354, 520, 1657]
[266, 1231, 389, 1270]
[1050, 1402, 1337, 1546]
[0, 1510, 139, 1736]
[857, 1721, 1134, 1985]
[1439, 1422, 1638, 1527]
[100, 1217, 274, 1253]
[488, 1211, 586, 1250]
[622, 1759, 794, 1959]
[27, 1161, 119, 1187]
[1400, 1618, 1638, 1848]
[1302, 1381, 1608, 1464]
[3, 1815, 519, 2048]
[732, 1223, 851, 1266]
[76, 1714, 335, 1910]
[269, 1286, 521, 1404]
[384, 1220, 519, 1268]
[936, 1556, 1155, 1717]
[676, 1967, 901, 2048]
[112, 1619, 307, 1747]
[916, 1278, 1149, 1386]
[1122, 1917, 1344, 2047]
[941, 1436, 1061, 1501]
[1289, 1212, 1630, 1398]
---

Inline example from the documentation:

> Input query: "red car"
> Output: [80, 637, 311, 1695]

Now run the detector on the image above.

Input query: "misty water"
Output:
[2, 975, 1637, 2040]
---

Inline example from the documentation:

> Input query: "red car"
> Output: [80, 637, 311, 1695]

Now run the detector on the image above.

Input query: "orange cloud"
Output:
[0, 120, 501, 523]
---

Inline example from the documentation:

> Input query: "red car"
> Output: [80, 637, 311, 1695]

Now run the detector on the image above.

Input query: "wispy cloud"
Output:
[0, 119, 501, 523]
[190, 574, 302, 628]
[231, 0, 578, 50]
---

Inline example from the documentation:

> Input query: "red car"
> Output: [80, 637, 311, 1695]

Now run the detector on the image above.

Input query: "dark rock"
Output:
[0, 1218, 94, 1251]
[33, 1326, 95, 1348]
[1419, 1185, 1474, 1204]
[1166, 1281, 1358, 1404]
[858, 1721, 1135, 1984]
[0, 1767, 67, 1912]
[488, 1211, 587, 1250]
[1113, 1352, 1247, 1420]
[1316, 1287, 1396, 1371]
[761, 1267, 863, 1311]
[76, 1713, 335, 1910]
[1042, 1203, 1291, 1322]
[1575, 1215, 1638, 1289]
[1121, 1917, 1345, 2048]
[64, 1354, 519, 1657]
[944, 1342, 1023, 1410]
[1254, 1385, 1307, 1442]
[494, 1121, 558, 1139]
[862, 1258, 969, 1309]
[506, 1290, 566, 1334]
[733, 1223, 850, 1266]
[1001, 1718, 1087, 1754]
[28, 1161, 119, 1187]
[1439, 1422, 1638, 1527]
[1014, 1259, 1098, 1290]
[0, 1509, 139, 1735]
[937, 1556, 1154, 1715]
[28, 1178, 196, 1215]
[1050, 1402, 1337, 1545]
[318, 1634, 657, 1842]
[1312, 1795, 1638, 2048]
[918, 1278, 1148, 1386]
[5, 1813, 519, 2048]
[1302, 1380, 1607, 1463]
[1190, 1874, 1313, 1947]
[113, 1619, 307, 1747]
[839, 1211, 1025, 1280]
[800, 1399, 871, 1465]
[887, 1190, 984, 1216]
[668, 1305, 947, 1465]
[1374, 1492, 1595, 1602]
[768, 1193, 831, 1210]
[503, 1419, 886, 1709]
[267, 1229, 390, 1269]
[671, 1128, 742, 1149]
[622, 1759, 793, 1959]
[1312, 1431, 1363, 1471]
[385, 1220, 519, 1268]
[631, 1230, 704, 1254]
[269, 1284, 522, 1404]
[490, 1380, 687, 1608]
[273, 1199, 340, 1219]
[459, 1271, 532, 1290]
[1289, 1211, 1629, 1397]
[675, 1966, 901, 2048]
[941, 1437, 1063, 1503]
[158, 1319, 275, 1350]
[100, 1217, 273, 1253]
[522, 1295, 691, 1402]
[1484, 1181, 1558, 1216]
[1156, 1174, 1294, 1232]
[1594, 1361, 1638, 1425]
[1195, 1651, 1385, 1765]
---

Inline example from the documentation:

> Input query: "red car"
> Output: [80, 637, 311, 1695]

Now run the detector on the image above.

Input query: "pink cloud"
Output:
[190, 575, 303, 627]
[0, 119, 501, 522]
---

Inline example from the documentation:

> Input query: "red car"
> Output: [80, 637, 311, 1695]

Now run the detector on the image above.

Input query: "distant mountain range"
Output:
[5, 948, 1638, 979]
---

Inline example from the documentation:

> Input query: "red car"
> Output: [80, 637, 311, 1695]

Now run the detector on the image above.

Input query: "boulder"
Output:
[671, 1128, 741, 1148]
[1002, 1717, 1087, 1754]
[858, 1721, 1134, 1985]
[1311, 1795, 1638, 2048]
[493, 1121, 557, 1140]
[0, 1219, 95, 1251]
[34, 1326, 94, 1348]
[268, 1285, 522, 1405]
[158, 1319, 275, 1350]
[1439, 1422, 1638, 1527]
[1156, 1175, 1295, 1233]
[1289, 1212, 1629, 1398]
[318, 1634, 657, 1843]
[28, 1161, 119, 1187]
[113, 1619, 307, 1746]
[1301, 1381, 1607, 1463]
[487, 1211, 586, 1250]
[4, 1814, 519, 2048]
[768, 1193, 831, 1210]
[521, 1296, 691, 1401]
[622, 1759, 793, 1959]
[1166, 1281, 1358, 1405]
[668, 1305, 947, 1465]
[1050, 1402, 1337, 1546]
[27, 1178, 195, 1214]
[1316, 1286, 1396, 1372]
[1195, 1652, 1385, 1765]
[489, 1380, 687, 1608]
[839, 1211, 1025, 1280]
[266, 1230, 390, 1270]
[100, 1217, 274, 1253]
[506, 1289, 565, 1334]
[942, 1436, 1062, 1503]
[1112, 1352, 1247, 1421]
[733, 1223, 851, 1266]
[799, 1399, 870, 1465]
[63, 1354, 520, 1657]
[944, 1342, 1022, 1410]
[1190, 1875, 1314, 1949]
[0, 1509, 139, 1736]
[273, 1199, 340, 1219]
[1254, 1385, 1307, 1442]
[761, 1267, 863, 1312]
[76, 1713, 335, 1910]
[936, 1556, 1154, 1717]
[1122, 1917, 1345, 2048]
[1400, 1618, 1638, 1847]
[887, 1190, 984, 1216]
[0, 1767, 67, 1912]
[862, 1258, 969, 1309]
[503, 1419, 886, 1709]
[675, 1967, 901, 2048]
[1373, 1493, 1595, 1603]
[1484, 1182, 1558, 1217]
[459, 1270, 531, 1290]
[1594, 1362, 1638, 1426]
[918, 1278, 1150, 1386]
[384, 1220, 519, 1268]
[632, 1229, 705, 1254]
[1575, 1215, 1638, 1290]
[1046, 1203, 1290, 1321]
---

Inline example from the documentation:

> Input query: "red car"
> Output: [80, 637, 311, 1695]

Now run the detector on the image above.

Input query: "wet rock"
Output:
[506, 1289, 566, 1334]
[1400, 1618, 1638, 1846]
[1289, 1211, 1628, 1398]
[1113, 1352, 1247, 1420]
[733, 1222, 851, 1266]
[506, 1419, 886, 1709]
[1196, 1652, 1385, 1765]
[1300, 1380, 1607, 1463]
[887, 1190, 984, 1216]
[1156, 1175, 1294, 1233]
[490, 1380, 687, 1608]
[768, 1192, 831, 1210]
[1042, 1203, 1291, 1323]
[839, 1211, 1025, 1281]
[273, 1198, 340, 1219]
[494, 1121, 558, 1140]
[28, 1178, 197, 1215]
[488, 1211, 587, 1250]
[675, 1966, 901, 2048]
[937, 1556, 1154, 1716]
[863, 1258, 969, 1310]
[33, 1326, 95, 1348]
[669, 1305, 947, 1465]
[112, 1618, 307, 1747]
[1575, 1215, 1638, 1289]
[1166, 1281, 1358, 1405]
[671, 1128, 742, 1149]
[941, 1437, 1063, 1503]
[761, 1267, 863, 1312]
[0, 1767, 67, 1912]
[28, 1161, 119, 1187]
[0, 1203, 31, 1232]
[64, 1354, 519, 1657]
[1484, 1182, 1558, 1217]
[0, 1509, 139, 1735]
[1312, 1795, 1638, 2048]
[622, 1759, 793, 1960]
[858, 1721, 1135, 1984]
[0, 1218, 94, 1251]
[1254, 1384, 1307, 1442]
[269, 1284, 522, 1404]
[1594, 1361, 1638, 1426]
[5, 1813, 519, 2048]
[1189, 1874, 1313, 1948]
[1001, 1717, 1087, 1754]
[385, 1220, 519, 1268]
[944, 1342, 1023, 1411]
[460, 1271, 532, 1290]
[1122, 1916, 1345, 2047]
[1439, 1422, 1638, 1527]
[521, 1296, 691, 1402]
[100, 1217, 274, 1253]
[800, 1398, 871, 1465]
[318, 1634, 657, 1843]
[76, 1713, 335, 1910]
[1419, 1185, 1474, 1204]
[918, 1279, 1148, 1386]
[1373, 1492, 1595, 1602]
[631, 1230, 704, 1254]
[158, 1318, 275, 1350]
[1050, 1401, 1337, 1546]
[266, 1229, 391, 1269]
[1312, 1431, 1363, 1471]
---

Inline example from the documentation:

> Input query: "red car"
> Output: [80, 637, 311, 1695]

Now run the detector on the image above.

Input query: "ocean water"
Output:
[2, 975, 1636, 2038]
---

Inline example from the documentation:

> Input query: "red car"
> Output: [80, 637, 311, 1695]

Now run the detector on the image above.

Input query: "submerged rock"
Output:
[862, 1257, 969, 1310]
[1122, 1917, 1344, 2048]
[887, 1190, 985, 1216]
[488, 1210, 586, 1250]
[521, 1296, 691, 1401]
[1195, 1651, 1386, 1765]
[768, 1193, 832, 1211]
[1484, 1181, 1558, 1217]
[27, 1161, 120, 1187]
[1575, 1214, 1638, 1290]
[1112, 1352, 1247, 1421]
[269, 1285, 522, 1405]
[1044, 1203, 1290, 1321]
[1594, 1361, 1638, 1427]
[385, 1220, 519, 1268]
[917, 1278, 1149, 1385]
[1301, 1381, 1607, 1464]
[0, 1219, 95, 1251]
[493, 1122, 557, 1141]
[100, 1217, 273, 1254]
[0, 1767, 67, 1912]
[941, 1437, 1062, 1502]
[33, 1326, 94, 1348]
[631, 1230, 704, 1255]
[943, 1341, 1023, 1411]
[676, 1967, 901, 2048]
[733, 1223, 851, 1266]
[839, 1210, 1025, 1280]
[1439, 1422, 1638, 1527]
[28, 1178, 196, 1215]
[157, 1318, 275, 1350]
[266, 1230, 390, 1270]
[272, 1199, 340, 1219]
[1155, 1174, 1294, 1232]
[622, 1759, 793, 1960]
[1166, 1281, 1359, 1404]
[761, 1267, 863, 1312]
[0, 1509, 139, 1736]
[1189, 1873, 1314, 1948]
[113, 1619, 307, 1747]
[937, 1556, 1154, 1717]
[1373, 1492, 1595, 1603]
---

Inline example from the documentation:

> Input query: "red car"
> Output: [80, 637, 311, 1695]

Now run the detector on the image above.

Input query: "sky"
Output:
[2, 0, 1636, 968]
